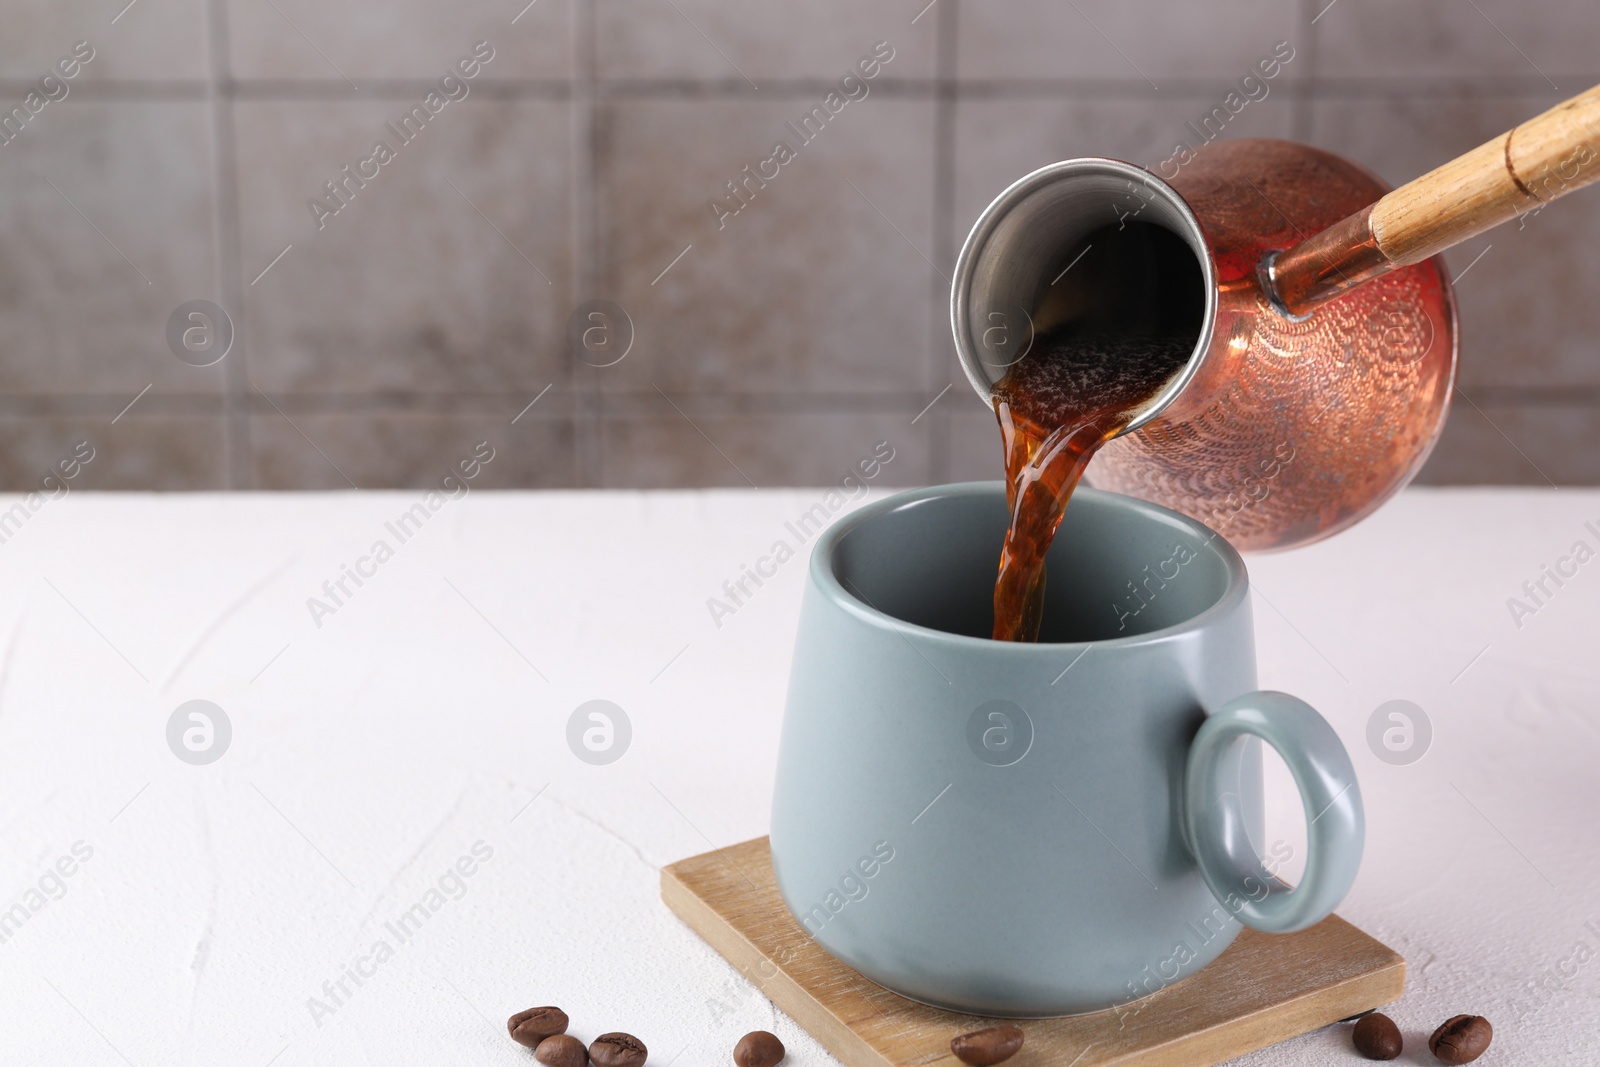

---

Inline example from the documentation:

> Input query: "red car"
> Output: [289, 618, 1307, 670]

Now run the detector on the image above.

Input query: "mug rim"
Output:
[812, 481, 1249, 651]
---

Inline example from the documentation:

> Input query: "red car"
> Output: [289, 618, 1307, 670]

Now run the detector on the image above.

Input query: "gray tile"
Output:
[1311, 93, 1600, 389]
[0, 100, 223, 397]
[600, 410, 928, 488]
[0, 411, 226, 491]
[226, 0, 570, 82]
[1447, 204, 1600, 390]
[233, 98, 571, 395]
[1308, 92, 1562, 190]
[1313, 0, 1597, 81]
[1415, 400, 1598, 486]
[0, 1, 209, 83]
[957, 0, 1301, 83]
[249, 411, 577, 489]
[952, 95, 1294, 250]
[591, 96, 938, 396]
[946, 401, 1003, 483]
[596, 0, 934, 83]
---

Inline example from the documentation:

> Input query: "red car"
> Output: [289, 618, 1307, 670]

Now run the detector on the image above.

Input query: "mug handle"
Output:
[1182, 691, 1364, 934]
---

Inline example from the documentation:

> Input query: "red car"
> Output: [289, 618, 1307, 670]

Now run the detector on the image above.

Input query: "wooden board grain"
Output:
[661, 838, 1404, 1067]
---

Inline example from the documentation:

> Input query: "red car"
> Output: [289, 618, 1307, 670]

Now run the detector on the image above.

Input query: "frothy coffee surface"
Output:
[991, 328, 1193, 642]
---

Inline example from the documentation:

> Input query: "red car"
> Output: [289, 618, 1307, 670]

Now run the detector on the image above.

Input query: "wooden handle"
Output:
[1268, 81, 1600, 315]
[1373, 82, 1600, 265]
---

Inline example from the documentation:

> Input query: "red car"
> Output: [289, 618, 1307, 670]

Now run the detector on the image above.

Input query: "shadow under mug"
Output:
[769, 483, 1364, 1017]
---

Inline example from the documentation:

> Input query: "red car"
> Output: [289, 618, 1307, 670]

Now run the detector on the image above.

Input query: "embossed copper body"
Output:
[951, 138, 1457, 552]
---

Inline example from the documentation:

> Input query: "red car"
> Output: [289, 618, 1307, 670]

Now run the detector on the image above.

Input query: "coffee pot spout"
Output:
[952, 83, 1600, 552]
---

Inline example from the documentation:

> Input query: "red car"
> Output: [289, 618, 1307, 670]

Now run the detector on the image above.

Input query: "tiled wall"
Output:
[0, 0, 1595, 491]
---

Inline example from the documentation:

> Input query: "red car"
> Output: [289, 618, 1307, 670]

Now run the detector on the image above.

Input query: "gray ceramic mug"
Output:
[769, 482, 1363, 1017]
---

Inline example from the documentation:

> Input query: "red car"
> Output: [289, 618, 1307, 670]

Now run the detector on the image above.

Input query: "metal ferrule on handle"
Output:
[1266, 81, 1600, 316]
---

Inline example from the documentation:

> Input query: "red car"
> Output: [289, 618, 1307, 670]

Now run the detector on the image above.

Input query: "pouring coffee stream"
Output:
[958, 82, 1600, 641]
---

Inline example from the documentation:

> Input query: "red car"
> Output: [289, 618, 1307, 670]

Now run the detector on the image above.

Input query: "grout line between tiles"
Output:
[204, 0, 251, 488]
[0, 388, 1583, 412]
[22, 75, 1594, 103]
[572, 0, 602, 489]
[1291, 0, 1318, 142]
[0, 389, 1141, 418]
[928, 0, 959, 486]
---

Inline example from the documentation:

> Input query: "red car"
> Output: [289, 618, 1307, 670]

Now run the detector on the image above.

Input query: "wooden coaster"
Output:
[661, 837, 1404, 1067]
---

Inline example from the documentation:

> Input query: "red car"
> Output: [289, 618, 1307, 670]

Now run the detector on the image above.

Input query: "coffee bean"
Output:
[1352, 1012, 1402, 1060]
[589, 1032, 647, 1067]
[1429, 1015, 1492, 1064]
[950, 1024, 1025, 1066]
[509, 1006, 569, 1049]
[733, 1030, 785, 1067]
[535, 1034, 589, 1067]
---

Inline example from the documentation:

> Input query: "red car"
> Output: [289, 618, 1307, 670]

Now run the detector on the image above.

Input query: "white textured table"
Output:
[1, 488, 1595, 1066]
